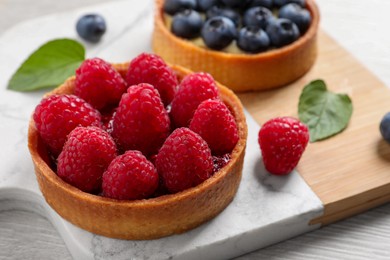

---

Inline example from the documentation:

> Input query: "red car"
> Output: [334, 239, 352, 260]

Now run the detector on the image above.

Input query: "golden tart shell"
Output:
[28, 63, 248, 240]
[152, 0, 320, 92]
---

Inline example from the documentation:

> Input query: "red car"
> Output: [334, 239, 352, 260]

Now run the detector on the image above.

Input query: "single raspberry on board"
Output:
[75, 57, 128, 111]
[258, 117, 309, 175]
[126, 53, 178, 106]
[57, 126, 117, 193]
[33, 94, 102, 156]
[111, 83, 171, 156]
[155, 127, 213, 193]
[102, 150, 159, 200]
[170, 72, 219, 127]
[190, 99, 239, 155]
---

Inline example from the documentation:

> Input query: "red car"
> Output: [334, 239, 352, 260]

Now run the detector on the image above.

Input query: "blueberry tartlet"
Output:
[152, 0, 320, 91]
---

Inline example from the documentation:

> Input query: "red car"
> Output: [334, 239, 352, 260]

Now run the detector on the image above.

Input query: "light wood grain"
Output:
[238, 203, 390, 260]
[0, 210, 72, 260]
[239, 30, 390, 226]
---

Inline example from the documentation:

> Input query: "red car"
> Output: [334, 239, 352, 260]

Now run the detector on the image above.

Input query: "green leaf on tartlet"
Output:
[7, 38, 85, 91]
[298, 79, 353, 142]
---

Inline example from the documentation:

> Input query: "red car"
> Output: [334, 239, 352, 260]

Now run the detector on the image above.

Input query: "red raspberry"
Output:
[258, 117, 309, 175]
[57, 126, 117, 193]
[33, 94, 102, 156]
[170, 72, 219, 127]
[102, 151, 159, 200]
[189, 99, 239, 155]
[75, 58, 127, 111]
[111, 83, 171, 156]
[156, 127, 213, 193]
[126, 53, 178, 106]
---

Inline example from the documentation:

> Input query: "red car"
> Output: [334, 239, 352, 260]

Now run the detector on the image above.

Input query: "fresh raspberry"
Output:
[258, 117, 309, 175]
[33, 94, 102, 156]
[190, 99, 239, 155]
[102, 151, 159, 200]
[75, 58, 127, 111]
[57, 126, 117, 193]
[126, 53, 178, 106]
[170, 72, 219, 127]
[111, 83, 171, 156]
[156, 127, 213, 193]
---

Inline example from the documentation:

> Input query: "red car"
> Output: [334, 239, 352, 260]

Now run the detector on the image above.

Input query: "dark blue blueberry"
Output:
[76, 14, 106, 43]
[248, 0, 273, 9]
[164, 0, 197, 15]
[274, 0, 305, 7]
[201, 16, 237, 50]
[197, 0, 220, 11]
[266, 18, 299, 47]
[221, 0, 251, 9]
[279, 3, 311, 34]
[237, 26, 270, 53]
[206, 6, 241, 26]
[171, 9, 203, 39]
[380, 112, 390, 143]
[243, 7, 274, 30]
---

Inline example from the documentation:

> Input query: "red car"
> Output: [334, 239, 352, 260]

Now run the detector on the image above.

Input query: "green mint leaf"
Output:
[298, 79, 353, 142]
[7, 38, 85, 91]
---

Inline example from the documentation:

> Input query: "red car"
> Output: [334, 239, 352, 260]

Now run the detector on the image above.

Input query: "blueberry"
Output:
[206, 6, 241, 26]
[164, 0, 197, 15]
[197, 0, 220, 11]
[76, 14, 106, 43]
[201, 16, 237, 50]
[171, 10, 203, 39]
[279, 3, 311, 33]
[220, 0, 251, 9]
[248, 0, 274, 9]
[266, 18, 300, 47]
[243, 7, 274, 30]
[274, 0, 305, 7]
[380, 112, 390, 143]
[237, 26, 270, 53]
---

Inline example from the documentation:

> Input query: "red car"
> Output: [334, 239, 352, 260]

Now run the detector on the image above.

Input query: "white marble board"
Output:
[0, 0, 324, 259]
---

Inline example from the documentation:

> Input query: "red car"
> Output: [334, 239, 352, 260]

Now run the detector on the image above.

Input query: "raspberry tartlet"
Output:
[28, 60, 247, 240]
[152, 0, 320, 91]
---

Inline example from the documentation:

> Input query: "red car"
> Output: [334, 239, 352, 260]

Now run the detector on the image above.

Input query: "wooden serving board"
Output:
[239, 30, 390, 226]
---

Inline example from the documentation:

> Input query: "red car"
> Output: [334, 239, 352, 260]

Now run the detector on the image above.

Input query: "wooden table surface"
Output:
[1, 0, 390, 259]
